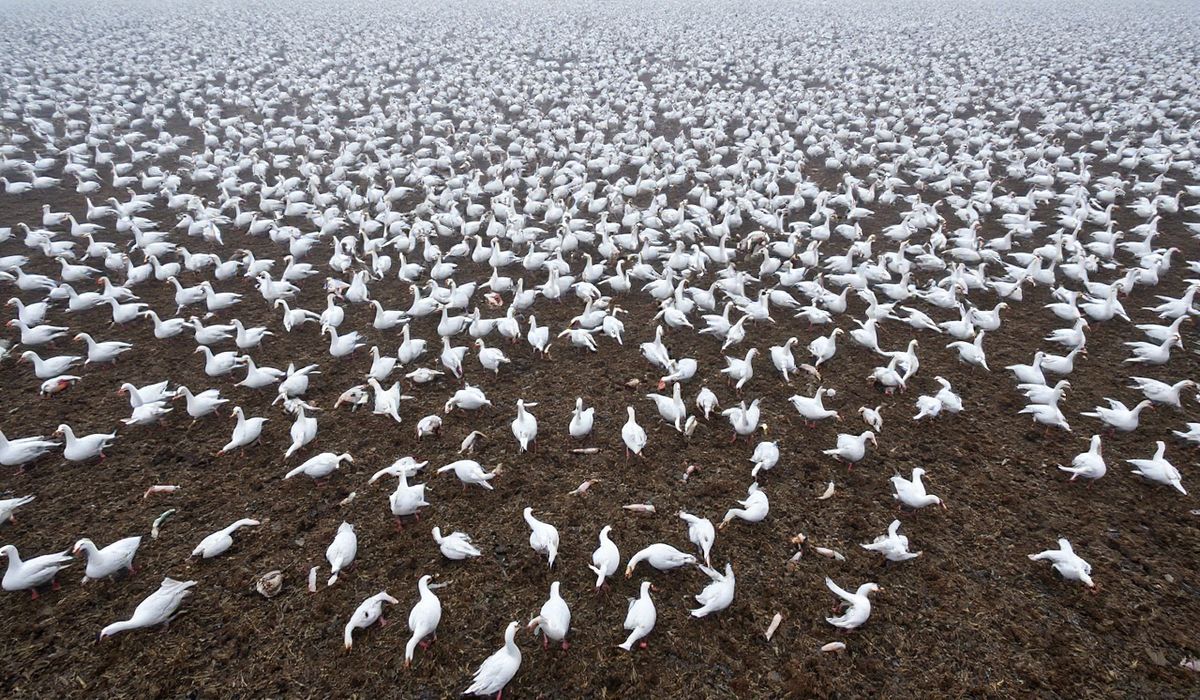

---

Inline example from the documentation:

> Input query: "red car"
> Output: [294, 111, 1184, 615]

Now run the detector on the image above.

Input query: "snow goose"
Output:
[1006, 352, 1046, 385]
[217, 407, 267, 455]
[1081, 398, 1152, 432]
[1028, 539, 1094, 590]
[54, 424, 116, 461]
[1171, 423, 1200, 446]
[1128, 377, 1195, 408]
[0, 496, 35, 525]
[1127, 441, 1185, 494]
[621, 406, 648, 458]
[444, 385, 491, 413]
[11, 322, 69, 348]
[825, 577, 879, 630]
[808, 328, 843, 366]
[625, 542, 696, 577]
[861, 520, 921, 562]
[822, 431, 877, 464]
[646, 383, 687, 431]
[73, 536, 141, 581]
[174, 386, 227, 422]
[720, 482, 769, 528]
[891, 468, 946, 510]
[344, 591, 399, 652]
[437, 459, 501, 491]
[464, 621, 522, 697]
[475, 339, 511, 374]
[618, 581, 657, 651]
[526, 315, 551, 356]
[1019, 403, 1072, 432]
[325, 522, 357, 586]
[750, 440, 780, 478]
[404, 575, 442, 666]
[589, 526, 620, 591]
[236, 357, 285, 390]
[720, 348, 757, 391]
[18, 350, 80, 378]
[569, 398, 594, 439]
[142, 310, 186, 338]
[440, 336, 468, 378]
[0, 430, 60, 468]
[946, 331, 990, 371]
[274, 299, 320, 332]
[511, 399, 539, 451]
[284, 452, 352, 484]
[282, 404, 318, 459]
[788, 387, 840, 425]
[191, 518, 259, 559]
[690, 563, 735, 618]
[323, 324, 364, 357]
[187, 317, 234, 345]
[432, 527, 480, 560]
[722, 399, 762, 441]
[75, 332, 132, 364]
[276, 363, 318, 400]
[231, 319, 272, 349]
[0, 545, 72, 598]
[98, 577, 196, 640]
[1059, 435, 1106, 482]
[679, 511, 715, 566]
[769, 337, 800, 383]
[528, 581, 571, 650]
[524, 508, 559, 568]
[195, 346, 246, 377]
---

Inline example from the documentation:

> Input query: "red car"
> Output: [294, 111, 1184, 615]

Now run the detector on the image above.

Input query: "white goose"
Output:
[1028, 539, 1094, 589]
[463, 621, 522, 697]
[589, 526, 620, 590]
[528, 581, 571, 650]
[0, 430, 60, 468]
[344, 591, 399, 651]
[511, 399, 539, 452]
[1080, 398, 1153, 432]
[822, 431, 877, 464]
[99, 577, 196, 640]
[1127, 441, 1185, 494]
[432, 527, 481, 560]
[825, 577, 879, 630]
[0, 495, 35, 525]
[191, 518, 260, 559]
[625, 542, 696, 577]
[621, 406, 647, 458]
[569, 397, 594, 439]
[175, 386, 228, 421]
[404, 575, 442, 667]
[690, 563, 735, 618]
[523, 508, 559, 568]
[861, 520, 921, 562]
[74, 536, 141, 581]
[284, 452, 353, 483]
[618, 581, 657, 651]
[437, 459, 501, 491]
[0, 545, 72, 598]
[891, 467, 946, 510]
[1058, 435, 1106, 482]
[325, 521, 357, 586]
[720, 482, 769, 528]
[218, 407, 267, 455]
[55, 424, 116, 461]
[789, 387, 840, 425]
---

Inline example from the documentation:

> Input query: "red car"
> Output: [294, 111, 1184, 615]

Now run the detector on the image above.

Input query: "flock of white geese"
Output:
[2, 0, 1200, 695]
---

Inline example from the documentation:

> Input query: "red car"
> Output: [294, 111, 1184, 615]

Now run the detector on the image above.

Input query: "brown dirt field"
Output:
[2, 147, 1200, 699]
